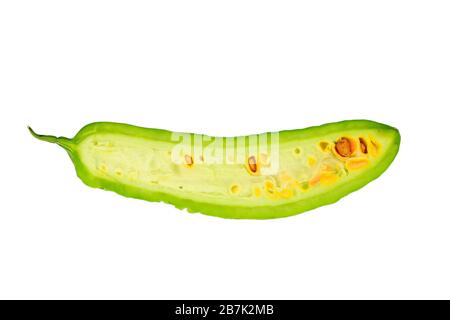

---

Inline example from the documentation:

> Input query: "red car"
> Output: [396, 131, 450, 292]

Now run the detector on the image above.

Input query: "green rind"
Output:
[30, 120, 400, 219]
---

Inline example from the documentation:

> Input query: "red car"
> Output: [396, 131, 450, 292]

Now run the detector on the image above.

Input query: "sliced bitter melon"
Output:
[29, 120, 400, 219]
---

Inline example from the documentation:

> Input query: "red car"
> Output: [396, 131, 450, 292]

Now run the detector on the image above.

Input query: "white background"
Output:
[0, 1, 449, 299]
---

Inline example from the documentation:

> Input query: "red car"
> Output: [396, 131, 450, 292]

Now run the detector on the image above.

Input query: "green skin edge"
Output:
[28, 120, 401, 220]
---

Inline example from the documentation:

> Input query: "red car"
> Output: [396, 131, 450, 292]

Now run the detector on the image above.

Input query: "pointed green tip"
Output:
[28, 126, 58, 144]
[28, 126, 39, 138]
[28, 126, 75, 152]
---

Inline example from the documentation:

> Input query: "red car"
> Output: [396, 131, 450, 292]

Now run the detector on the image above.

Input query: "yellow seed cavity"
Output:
[369, 138, 381, 157]
[263, 180, 281, 200]
[264, 180, 275, 191]
[252, 186, 262, 198]
[279, 188, 294, 199]
[308, 156, 317, 167]
[320, 173, 338, 185]
[230, 184, 241, 194]
[114, 168, 123, 177]
[346, 158, 370, 171]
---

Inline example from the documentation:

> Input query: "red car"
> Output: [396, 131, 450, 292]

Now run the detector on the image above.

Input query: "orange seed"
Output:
[359, 138, 368, 154]
[248, 156, 257, 173]
[185, 155, 194, 167]
[335, 137, 355, 157]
